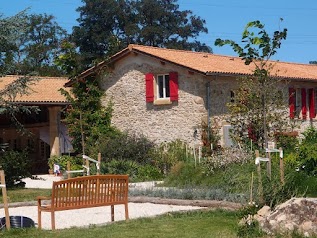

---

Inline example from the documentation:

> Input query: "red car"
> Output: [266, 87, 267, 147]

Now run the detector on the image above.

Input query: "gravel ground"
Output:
[0, 175, 204, 230]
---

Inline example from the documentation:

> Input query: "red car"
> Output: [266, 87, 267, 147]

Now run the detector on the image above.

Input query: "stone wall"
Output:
[99, 54, 218, 146]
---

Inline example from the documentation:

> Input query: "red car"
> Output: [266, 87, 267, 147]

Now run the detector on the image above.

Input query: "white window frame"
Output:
[156, 74, 170, 99]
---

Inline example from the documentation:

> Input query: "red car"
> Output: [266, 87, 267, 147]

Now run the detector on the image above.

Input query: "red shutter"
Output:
[145, 73, 154, 102]
[169, 72, 178, 101]
[309, 88, 316, 119]
[289, 88, 295, 119]
[301, 88, 307, 119]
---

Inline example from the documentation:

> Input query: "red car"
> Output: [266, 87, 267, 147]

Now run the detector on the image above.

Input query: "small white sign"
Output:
[267, 141, 275, 150]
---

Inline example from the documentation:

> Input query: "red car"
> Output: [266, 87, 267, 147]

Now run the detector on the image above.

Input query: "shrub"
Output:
[164, 161, 207, 187]
[260, 161, 312, 207]
[236, 203, 264, 238]
[92, 131, 155, 165]
[136, 164, 163, 181]
[0, 149, 31, 188]
[283, 126, 317, 176]
[149, 140, 192, 175]
[48, 155, 82, 172]
[100, 159, 163, 182]
[201, 147, 252, 175]
[275, 133, 298, 154]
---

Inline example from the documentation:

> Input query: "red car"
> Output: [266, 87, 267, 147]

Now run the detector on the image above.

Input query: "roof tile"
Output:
[0, 75, 69, 104]
[128, 44, 317, 81]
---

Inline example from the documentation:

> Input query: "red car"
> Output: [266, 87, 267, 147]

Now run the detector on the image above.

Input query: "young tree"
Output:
[60, 77, 115, 155]
[72, 0, 211, 68]
[215, 20, 288, 148]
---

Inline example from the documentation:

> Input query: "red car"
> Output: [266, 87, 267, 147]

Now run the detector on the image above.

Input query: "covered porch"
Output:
[0, 76, 72, 174]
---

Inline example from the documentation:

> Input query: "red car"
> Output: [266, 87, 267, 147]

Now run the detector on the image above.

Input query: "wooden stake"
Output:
[250, 172, 254, 204]
[67, 161, 71, 179]
[267, 150, 272, 180]
[0, 170, 10, 230]
[255, 150, 264, 204]
[97, 153, 101, 175]
[279, 147, 285, 185]
[86, 157, 90, 176]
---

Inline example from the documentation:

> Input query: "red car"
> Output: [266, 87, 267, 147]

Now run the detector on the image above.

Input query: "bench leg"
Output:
[38, 209, 42, 230]
[125, 203, 129, 220]
[51, 211, 56, 230]
[111, 205, 114, 222]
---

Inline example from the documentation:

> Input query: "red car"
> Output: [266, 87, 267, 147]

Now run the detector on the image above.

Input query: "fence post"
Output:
[0, 170, 10, 230]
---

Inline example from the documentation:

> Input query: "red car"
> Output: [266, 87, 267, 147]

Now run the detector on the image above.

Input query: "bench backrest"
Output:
[51, 175, 129, 211]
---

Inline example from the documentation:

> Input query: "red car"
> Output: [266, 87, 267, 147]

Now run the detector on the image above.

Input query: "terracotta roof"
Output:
[0, 75, 70, 104]
[77, 44, 317, 81]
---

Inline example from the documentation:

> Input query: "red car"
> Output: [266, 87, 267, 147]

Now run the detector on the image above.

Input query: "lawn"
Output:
[1, 209, 239, 238]
[5, 188, 51, 203]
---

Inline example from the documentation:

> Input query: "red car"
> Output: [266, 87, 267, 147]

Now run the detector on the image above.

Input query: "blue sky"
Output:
[1, 0, 316, 64]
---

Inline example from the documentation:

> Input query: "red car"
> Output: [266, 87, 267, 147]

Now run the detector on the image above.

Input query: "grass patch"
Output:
[0, 189, 51, 203]
[0, 209, 239, 238]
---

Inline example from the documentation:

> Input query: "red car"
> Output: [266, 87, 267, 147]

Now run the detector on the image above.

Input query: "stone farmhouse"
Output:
[0, 76, 72, 174]
[77, 44, 317, 147]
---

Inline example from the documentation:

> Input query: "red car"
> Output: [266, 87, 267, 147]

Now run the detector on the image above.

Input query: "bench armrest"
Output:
[37, 196, 50, 200]
[37, 196, 51, 205]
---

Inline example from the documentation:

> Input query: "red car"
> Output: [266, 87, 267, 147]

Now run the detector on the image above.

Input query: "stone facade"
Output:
[98, 52, 317, 147]
[99, 54, 236, 146]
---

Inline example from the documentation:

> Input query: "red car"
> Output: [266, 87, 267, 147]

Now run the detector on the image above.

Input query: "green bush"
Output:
[237, 219, 263, 238]
[136, 164, 163, 181]
[283, 127, 317, 176]
[92, 132, 155, 165]
[100, 159, 163, 182]
[164, 161, 207, 187]
[149, 140, 192, 175]
[0, 149, 31, 188]
[94, 135, 190, 181]
[275, 133, 298, 154]
[259, 159, 316, 207]
[48, 155, 82, 172]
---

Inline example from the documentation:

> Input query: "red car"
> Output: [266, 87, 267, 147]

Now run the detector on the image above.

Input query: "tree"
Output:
[12, 13, 68, 76]
[72, 0, 211, 68]
[215, 20, 288, 148]
[0, 11, 39, 128]
[54, 40, 82, 77]
[60, 76, 116, 155]
[0, 12, 41, 186]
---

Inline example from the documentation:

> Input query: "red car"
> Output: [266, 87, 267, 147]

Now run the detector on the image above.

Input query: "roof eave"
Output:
[11, 101, 70, 106]
[206, 71, 317, 82]
[71, 47, 132, 82]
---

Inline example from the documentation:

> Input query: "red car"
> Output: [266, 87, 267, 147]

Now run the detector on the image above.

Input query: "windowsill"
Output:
[153, 98, 172, 105]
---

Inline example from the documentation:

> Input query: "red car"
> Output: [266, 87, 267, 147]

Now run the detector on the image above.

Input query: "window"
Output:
[289, 87, 315, 120]
[295, 88, 302, 117]
[145, 72, 178, 104]
[230, 90, 235, 103]
[157, 74, 170, 99]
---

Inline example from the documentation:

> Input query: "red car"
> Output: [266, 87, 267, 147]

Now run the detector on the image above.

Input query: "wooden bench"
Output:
[37, 175, 129, 230]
